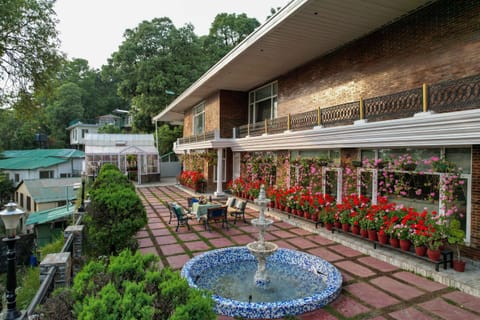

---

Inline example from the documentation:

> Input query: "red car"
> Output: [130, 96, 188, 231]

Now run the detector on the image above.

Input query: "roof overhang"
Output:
[154, 0, 435, 123]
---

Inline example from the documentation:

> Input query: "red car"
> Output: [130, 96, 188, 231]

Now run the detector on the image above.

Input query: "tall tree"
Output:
[108, 18, 207, 132]
[202, 13, 260, 66]
[45, 82, 84, 147]
[0, 0, 61, 108]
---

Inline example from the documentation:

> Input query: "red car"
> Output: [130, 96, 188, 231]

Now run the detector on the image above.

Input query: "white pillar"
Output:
[214, 148, 224, 197]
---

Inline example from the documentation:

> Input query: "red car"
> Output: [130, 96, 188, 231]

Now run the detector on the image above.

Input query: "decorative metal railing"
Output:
[429, 74, 480, 113]
[177, 130, 216, 144]
[176, 74, 480, 143]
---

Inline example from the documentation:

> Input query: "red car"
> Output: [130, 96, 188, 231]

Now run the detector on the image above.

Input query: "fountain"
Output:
[246, 185, 278, 288]
[181, 185, 342, 319]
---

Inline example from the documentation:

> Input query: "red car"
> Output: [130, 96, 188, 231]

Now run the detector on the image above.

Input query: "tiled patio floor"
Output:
[136, 185, 480, 320]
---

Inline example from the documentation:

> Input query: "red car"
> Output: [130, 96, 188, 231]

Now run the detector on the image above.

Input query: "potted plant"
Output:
[447, 218, 466, 272]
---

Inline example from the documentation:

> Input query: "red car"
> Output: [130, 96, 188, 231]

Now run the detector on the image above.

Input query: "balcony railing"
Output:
[177, 130, 216, 145]
[177, 74, 480, 142]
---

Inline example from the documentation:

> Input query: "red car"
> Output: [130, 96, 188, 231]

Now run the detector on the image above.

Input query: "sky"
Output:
[54, 0, 291, 69]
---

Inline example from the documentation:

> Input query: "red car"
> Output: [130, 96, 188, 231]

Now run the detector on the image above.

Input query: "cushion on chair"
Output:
[235, 200, 245, 210]
[226, 197, 236, 208]
[173, 205, 186, 218]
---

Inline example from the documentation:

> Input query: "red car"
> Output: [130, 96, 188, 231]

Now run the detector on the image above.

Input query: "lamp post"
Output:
[0, 202, 24, 320]
[78, 172, 86, 212]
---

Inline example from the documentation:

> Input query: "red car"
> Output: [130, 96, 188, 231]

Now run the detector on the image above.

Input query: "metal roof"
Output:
[154, 0, 434, 122]
[26, 205, 75, 226]
[20, 177, 81, 203]
[0, 157, 67, 170]
[1, 149, 85, 159]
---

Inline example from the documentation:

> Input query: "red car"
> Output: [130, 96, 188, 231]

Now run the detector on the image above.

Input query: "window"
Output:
[39, 170, 54, 179]
[27, 196, 31, 211]
[15, 174, 20, 182]
[361, 147, 471, 241]
[248, 82, 278, 124]
[193, 103, 205, 135]
[82, 129, 88, 138]
[213, 150, 227, 182]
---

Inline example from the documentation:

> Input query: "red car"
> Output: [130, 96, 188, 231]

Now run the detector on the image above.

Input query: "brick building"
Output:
[154, 0, 480, 259]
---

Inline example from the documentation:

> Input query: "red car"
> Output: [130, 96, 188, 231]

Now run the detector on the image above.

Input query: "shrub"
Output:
[84, 165, 147, 256]
[66, 249, 215, 320]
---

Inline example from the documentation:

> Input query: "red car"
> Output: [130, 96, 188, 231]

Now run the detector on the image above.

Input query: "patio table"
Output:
[192, 202, 221, 220]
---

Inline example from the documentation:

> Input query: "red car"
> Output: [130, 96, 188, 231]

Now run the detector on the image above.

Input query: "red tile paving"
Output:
[392, 271, 447, 292]
[136, 186, 480, 320]
[442, 291, 480, 311]
[330, 295, 371, 317]
[160, 243, 185, 255]
[419, 298, 480, 320]
[389, 307, 435, 320]
[344, 282, 400, 308]
[357, 256, 399, 272]
[307, 247, 344, 262]
[370, 276, 424, 300]
[335, 261, 376, 277]
[329, 244, 363, 257]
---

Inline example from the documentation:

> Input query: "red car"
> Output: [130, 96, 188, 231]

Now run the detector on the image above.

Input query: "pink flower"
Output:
[415, 189, 422, 196]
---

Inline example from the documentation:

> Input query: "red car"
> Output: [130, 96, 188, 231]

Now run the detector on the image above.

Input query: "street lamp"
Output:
[0, 202, 24, 320]
[78, 172, 86, 213]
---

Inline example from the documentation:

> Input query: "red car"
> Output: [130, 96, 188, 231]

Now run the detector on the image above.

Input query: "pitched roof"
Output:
[1, 149, 84, 159]
[20, 177, 81, 203]
[0, 149, 84, 170]
[26, 205, 75, 226]
[154, 0, 433, 122]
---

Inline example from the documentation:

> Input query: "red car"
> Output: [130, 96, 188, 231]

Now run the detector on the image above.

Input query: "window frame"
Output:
[248, 81, 278, 124]
[192, 102, 205, 136]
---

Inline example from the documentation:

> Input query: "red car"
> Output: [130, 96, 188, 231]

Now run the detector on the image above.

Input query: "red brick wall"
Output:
[278, 0, 480, 116]
[219, 90, 248, 138]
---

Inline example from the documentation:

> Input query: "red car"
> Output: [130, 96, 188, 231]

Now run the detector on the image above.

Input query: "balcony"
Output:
[176, 74, 480, 146]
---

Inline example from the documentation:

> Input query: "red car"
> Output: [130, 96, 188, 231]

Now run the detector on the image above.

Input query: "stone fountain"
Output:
[246, 185, 278, 288]
[181, 184, 343, 319]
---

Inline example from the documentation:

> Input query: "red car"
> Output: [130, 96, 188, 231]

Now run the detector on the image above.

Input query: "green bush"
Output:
[67, 249, 215, 320]
[84, 164, 147, 256]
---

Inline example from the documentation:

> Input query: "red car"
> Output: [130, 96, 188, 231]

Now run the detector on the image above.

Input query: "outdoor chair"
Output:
[167, 202, 177, 224]
[227, 199, 247, 224]
[204, 206, 228, 231]
[169, 203, 194, 232]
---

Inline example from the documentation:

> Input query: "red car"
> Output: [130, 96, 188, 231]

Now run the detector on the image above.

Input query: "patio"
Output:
[135, 183, 480, 320]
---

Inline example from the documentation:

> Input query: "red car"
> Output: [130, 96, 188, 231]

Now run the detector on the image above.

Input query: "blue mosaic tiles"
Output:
[181, 247, 342, 319]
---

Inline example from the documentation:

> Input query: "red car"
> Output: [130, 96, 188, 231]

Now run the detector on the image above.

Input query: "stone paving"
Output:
[136, 185, 480, 320]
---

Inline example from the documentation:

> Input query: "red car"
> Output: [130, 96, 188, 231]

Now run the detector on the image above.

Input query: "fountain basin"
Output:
[181, 247, 342, 319]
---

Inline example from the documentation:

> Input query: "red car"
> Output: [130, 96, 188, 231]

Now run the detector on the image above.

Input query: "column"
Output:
[64, 225, 84, 276]
[39, 252, 72, 289]
[214, 148, 224, 197]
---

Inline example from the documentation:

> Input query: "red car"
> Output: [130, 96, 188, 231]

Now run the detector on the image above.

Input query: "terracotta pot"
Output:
[334, 221, 341, 229]
[453, 260, 466, 272]
[304, 212, 311, 220]
[286, 207, 291, 213]
[415, 245, 427, 257]
[427, 248, 441, 261]
[311, 214, 318, 222]
[342, 223, 350, 232]
[399, 239, 412, 251]
[360, 228, 369, 238]
[368, 229, 377, 242]
[389, 237, 400, 248]
[377, 233, 389, 245]
[325, 222, 333, 231]
[351, 225, 360, 235]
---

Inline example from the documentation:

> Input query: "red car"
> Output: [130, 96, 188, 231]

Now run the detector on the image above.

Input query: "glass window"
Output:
[248, 81, 278, 124]
[446, 147, 471, 174]
[193, 103, 205, 135]
[39, 170, 54, 179]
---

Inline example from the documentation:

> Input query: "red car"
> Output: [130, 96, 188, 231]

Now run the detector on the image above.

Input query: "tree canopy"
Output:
[0, 0, 61, 107]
